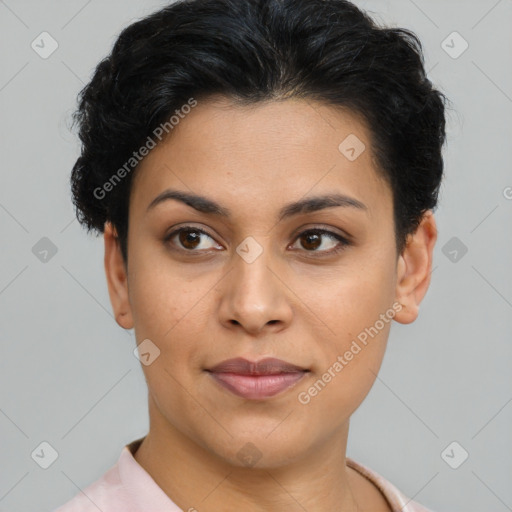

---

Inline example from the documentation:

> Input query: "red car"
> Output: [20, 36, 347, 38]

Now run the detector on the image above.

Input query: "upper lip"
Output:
[207, 357, 308, 375]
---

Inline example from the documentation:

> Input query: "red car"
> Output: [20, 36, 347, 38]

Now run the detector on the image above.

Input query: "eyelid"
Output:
[290, 223, 353, 243]
[164, 224, 214, 240]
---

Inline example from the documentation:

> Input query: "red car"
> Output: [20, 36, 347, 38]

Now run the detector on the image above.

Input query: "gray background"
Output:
[0, 0, 511, 511]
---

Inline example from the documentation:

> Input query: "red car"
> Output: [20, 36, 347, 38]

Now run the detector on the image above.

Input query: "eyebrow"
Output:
[146, 188, 368, 221]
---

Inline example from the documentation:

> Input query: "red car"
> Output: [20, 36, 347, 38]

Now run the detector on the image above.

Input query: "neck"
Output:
[133, 396, 366, 512]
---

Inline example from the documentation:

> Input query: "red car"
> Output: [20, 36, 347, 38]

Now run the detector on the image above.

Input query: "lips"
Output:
[208, 357, 307, 375]
[206, 357, 309, 400]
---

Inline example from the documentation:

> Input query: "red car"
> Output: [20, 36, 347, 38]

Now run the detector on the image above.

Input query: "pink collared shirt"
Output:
[54, 438, 434, 512]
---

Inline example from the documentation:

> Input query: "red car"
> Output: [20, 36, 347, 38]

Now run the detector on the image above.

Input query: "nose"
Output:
[217, 241, 294, 336]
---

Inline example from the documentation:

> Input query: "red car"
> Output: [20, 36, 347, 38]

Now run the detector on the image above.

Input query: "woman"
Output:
[56, 0, 447, 510]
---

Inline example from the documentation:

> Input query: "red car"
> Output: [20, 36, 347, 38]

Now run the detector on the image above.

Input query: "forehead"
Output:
[130, 96, 391, 222]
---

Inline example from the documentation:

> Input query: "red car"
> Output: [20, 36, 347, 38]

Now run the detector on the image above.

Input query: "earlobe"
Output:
[104, 222, 134, 330]
[394, 211, 437, 325]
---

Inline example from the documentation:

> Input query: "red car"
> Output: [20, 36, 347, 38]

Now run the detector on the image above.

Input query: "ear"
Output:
[104, 222, 134, 329]
[394, 210, 437, 324]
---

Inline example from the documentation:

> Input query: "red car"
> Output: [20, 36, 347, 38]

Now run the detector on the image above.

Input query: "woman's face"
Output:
[105, 96, 435, 467]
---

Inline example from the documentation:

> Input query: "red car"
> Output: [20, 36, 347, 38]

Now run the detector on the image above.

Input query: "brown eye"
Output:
[178, 229, 202, 250]
[299, 231, 322, 251]
[291, 228, 350, 255]
[164, 227, 221, 252]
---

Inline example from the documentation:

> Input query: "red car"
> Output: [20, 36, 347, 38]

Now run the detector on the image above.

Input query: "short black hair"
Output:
[70, 0, 448, 261]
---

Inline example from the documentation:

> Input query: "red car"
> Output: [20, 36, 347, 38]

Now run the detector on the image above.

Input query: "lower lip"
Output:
[208, 372, 307, 400]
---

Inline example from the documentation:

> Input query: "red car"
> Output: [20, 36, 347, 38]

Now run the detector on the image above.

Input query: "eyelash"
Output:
[163, 225, 352, 257]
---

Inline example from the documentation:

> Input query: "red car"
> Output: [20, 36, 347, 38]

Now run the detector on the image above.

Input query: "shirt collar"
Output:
[118, 437, 183, 511]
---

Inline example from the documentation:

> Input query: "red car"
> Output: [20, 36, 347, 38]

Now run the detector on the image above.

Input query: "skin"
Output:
[104, 96, 437, 512]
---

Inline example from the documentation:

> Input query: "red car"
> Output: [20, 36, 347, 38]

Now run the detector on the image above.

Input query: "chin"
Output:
[202, 424, 314, 469]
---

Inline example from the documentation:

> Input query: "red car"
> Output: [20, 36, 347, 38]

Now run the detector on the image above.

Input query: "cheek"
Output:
[129, 267, 211, 418]
[128, 246, 205, 335]
[127, 266, 215, 393]
[296, 319, 391, 427]
[302, 253, 396, 341]
[294, 248, 396, 403]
